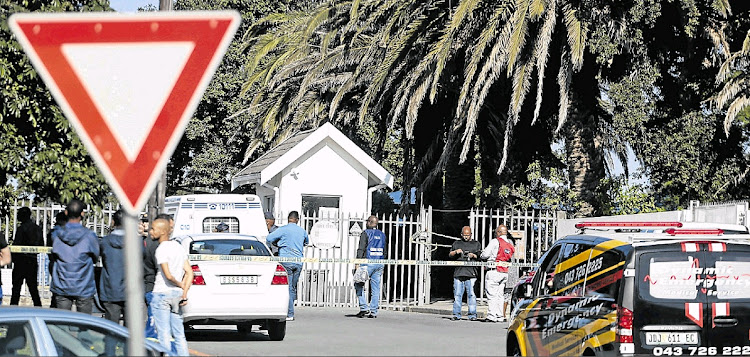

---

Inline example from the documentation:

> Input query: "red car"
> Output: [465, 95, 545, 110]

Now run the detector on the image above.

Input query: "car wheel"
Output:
[267, 320, 286, 341]
[507, 337, 522, 357]
[237, 323, 253, 334]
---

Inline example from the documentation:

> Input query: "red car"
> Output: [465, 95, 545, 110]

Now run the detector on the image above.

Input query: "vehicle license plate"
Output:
[645, 332, 698, 345]
[220, 275, 257, 284]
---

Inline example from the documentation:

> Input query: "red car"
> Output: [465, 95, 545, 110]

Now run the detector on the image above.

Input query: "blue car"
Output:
[0, 306, 170, 356]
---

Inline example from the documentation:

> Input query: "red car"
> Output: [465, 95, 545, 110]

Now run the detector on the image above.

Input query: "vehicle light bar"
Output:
[575, 221, 683, 229]
[664, 228, 724, 236]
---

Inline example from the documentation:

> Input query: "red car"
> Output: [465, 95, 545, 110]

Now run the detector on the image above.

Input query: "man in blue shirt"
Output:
[266, 211, 309, 321]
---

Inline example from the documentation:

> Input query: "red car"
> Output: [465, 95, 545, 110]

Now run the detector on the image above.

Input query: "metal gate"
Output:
[469, 207, 558, 303]
[275, 207, 432, 310]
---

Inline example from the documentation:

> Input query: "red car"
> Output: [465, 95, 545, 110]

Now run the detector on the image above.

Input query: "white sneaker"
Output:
[286, 317, 294, 321]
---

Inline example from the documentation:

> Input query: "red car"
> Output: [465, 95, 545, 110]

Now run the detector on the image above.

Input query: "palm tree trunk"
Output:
[564, 102, 605, 217]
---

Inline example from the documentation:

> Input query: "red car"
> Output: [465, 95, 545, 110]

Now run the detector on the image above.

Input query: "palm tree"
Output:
[239, 0, 738, 215]
[715, 30, 750, 136]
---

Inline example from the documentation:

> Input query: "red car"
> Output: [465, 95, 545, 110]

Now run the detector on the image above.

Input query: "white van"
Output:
[164, 194, 269, 237]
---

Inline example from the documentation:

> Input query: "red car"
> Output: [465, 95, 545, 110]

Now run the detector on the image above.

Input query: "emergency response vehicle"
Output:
[507, 221, 750, 356]
[164, 194, 269, 236]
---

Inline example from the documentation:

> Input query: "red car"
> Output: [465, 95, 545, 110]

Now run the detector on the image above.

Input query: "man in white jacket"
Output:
[480, 225, 515, 322]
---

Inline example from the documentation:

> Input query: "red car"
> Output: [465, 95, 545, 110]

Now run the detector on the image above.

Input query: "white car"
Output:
[175, 233, 290, 341]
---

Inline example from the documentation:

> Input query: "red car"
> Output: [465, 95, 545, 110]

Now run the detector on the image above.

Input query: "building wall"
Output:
[277, 139, 369, 216]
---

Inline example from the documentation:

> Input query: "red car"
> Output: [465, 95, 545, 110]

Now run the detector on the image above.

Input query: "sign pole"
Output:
[123, 212, 146, 356]
[8, 12, 240, 354]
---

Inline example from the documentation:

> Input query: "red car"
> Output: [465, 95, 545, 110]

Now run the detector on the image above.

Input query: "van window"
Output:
[713, 253, 750, 300]
[584, 248, 623, 299]
[536, 245, 562, 296]
[202, 217, 239, 233]
[638, 253, 699, 301]
[552, 243, 589, 294]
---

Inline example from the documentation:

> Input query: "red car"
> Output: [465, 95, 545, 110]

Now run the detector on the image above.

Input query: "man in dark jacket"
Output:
[448, 226, 482, 321]
[50, 199, 100, 313]
[10, 207, 43, 306]
[100, 210, 126, 323]
[47, 211, 67, 308]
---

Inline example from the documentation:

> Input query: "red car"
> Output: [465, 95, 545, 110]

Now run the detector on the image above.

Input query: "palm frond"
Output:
[506, 0, 530, 75]
[725, 95, 750, 135]
[714, 77, 748, 110]
[427, 0, 483, 102]
[359, 15, 425, 123]
[529, 0, 545, 20]
[562, 3, 585, 71]
[556, 51, 572, 132]
[508, 60, 532, 125]
[496, 114, 514, 173]
[531, 0, 556, 124]
[712, 0, 731, 18]
[457, 1, 512, 116]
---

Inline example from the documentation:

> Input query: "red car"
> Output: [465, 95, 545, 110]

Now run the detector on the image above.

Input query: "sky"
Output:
[109, 0, 156, 12]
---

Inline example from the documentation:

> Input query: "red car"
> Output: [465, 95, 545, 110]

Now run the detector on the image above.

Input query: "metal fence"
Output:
[469, 207, 559, 302]
[3, 201, 565, 311]
[274, 208, 431, 311]
[1, 200, 119, 299]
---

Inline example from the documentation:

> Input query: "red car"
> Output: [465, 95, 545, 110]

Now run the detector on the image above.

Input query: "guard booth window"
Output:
[202, 217, 239, 233]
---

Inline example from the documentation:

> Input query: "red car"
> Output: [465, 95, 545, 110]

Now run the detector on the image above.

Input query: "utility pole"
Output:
[148, 0, 172, 221]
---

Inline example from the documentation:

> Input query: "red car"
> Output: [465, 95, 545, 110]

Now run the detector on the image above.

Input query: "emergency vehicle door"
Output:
[704, 242, 750, 353]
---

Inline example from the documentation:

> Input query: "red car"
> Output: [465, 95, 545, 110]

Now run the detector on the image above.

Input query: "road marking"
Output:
[189, 348, 212, 356]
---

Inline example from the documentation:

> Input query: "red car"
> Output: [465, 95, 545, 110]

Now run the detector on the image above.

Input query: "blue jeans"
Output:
[151, 289, 188, 356]
[453, 278, 477, 319]
[354, 264, 384, 316]
[0, 286, 3, 305]
[144, 292, 158, 340]
[282, 263, 302, 318]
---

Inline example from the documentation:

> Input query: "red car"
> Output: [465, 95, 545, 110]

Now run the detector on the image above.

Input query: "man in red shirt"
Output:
[480, 225, 515, 322]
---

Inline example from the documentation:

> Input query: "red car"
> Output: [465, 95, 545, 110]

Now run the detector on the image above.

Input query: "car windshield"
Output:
[189, 239, 270, 256]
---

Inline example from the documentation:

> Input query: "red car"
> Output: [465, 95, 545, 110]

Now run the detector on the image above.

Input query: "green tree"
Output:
[166, 0, 316, 194]
[237, 0, 750, 217]
[0, 0, 112, 213]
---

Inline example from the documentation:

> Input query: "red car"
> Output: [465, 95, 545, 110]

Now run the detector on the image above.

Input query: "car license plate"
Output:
[645, 332, 698, 345]
[220, 275, 257, 284]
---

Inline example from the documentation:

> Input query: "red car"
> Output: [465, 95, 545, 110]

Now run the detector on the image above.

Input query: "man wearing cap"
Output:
[215, 222, 229, 233]
[264, 212, 279, 256]
[265, 212, 278, 233]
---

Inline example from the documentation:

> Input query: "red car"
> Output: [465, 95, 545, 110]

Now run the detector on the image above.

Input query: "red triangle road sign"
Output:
[9, 11, 240, 214]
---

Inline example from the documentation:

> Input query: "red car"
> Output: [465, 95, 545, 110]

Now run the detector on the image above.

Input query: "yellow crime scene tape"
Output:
[9, 245, 538, 268]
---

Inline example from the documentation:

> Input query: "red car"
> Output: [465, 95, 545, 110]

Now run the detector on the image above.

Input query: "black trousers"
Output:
[10, 259, 41, 306]
[102, 301, 126, 325]
[55, 295, 94, 314]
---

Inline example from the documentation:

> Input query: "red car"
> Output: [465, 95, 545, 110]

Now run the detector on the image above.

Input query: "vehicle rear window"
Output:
[638, 250, 750, 301]
[713, 253, 750, 300]
[202, 217, 239, 233]
[190, 239, 270, 256]
[639, 253, 699, 301]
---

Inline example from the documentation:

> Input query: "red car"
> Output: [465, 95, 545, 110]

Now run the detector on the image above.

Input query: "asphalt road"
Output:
[187, 307, 509, 356]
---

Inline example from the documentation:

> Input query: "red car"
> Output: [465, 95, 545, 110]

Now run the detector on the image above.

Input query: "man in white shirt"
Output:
[480, 224, 515, 322]
[150, 218, 193, 356]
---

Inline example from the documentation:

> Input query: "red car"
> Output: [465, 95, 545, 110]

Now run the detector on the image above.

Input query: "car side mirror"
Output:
[517, 282, 533, 298]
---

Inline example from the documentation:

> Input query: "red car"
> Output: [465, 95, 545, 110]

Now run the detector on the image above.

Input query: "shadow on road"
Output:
[186, 328, 271, 342]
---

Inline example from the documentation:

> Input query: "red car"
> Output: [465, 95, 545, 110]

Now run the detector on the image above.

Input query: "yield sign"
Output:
[9, 11, 241, 214]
